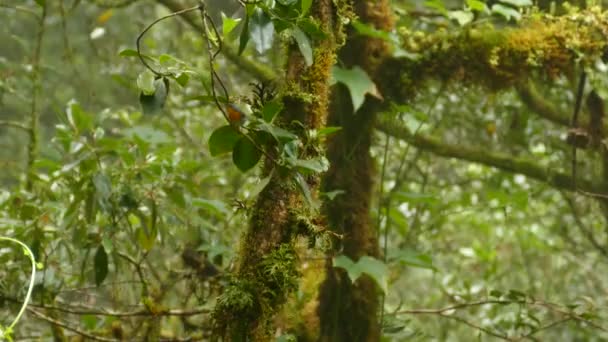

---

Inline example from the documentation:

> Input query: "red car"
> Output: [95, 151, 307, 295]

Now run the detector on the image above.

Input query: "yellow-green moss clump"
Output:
[381, 7, 608, 102]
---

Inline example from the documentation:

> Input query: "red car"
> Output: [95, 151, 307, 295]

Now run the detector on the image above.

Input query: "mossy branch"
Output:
[376, 119, 605, 194]
[379, 8, 608, 102]
[156, 0, 276, 83]
[516, 81, 570, 127]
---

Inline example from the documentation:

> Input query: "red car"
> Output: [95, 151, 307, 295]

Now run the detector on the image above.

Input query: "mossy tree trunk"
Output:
[212, 1, 343, 340]
[317, 1, 394, 341]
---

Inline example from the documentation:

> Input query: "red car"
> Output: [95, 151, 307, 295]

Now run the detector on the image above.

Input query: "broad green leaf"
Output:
[334, 255, 389, 293]
[256, 122, 298, 141]
[351, 20, 391, 41]
[192, 198, 230, 217]
[301, 0, 313, 15]
[332, 66, 381, 113]
[35, 0, 45, 7]
[175, 73, 189, 87]
[66, 100, 93, 132]
[123, 126, 171, 145]
[292, 27, 313, 66]
[466, 0, 488, 11]
[249, 9, 274, 54]
[448, 10, 474, 26]
[491, 4, 521, 21]
[317, 126, 342, 137]
[94, 245, 108, 286]
[424, 0, 448, 16]
[208, 125, 241, 156]
[500, 0, 532, 7]
[261, 99, 284, 122]
[118, 48, 139, 57]
[137, 70, 156, 95]
[291, 156, 329, 174]
[232, 137, 262, 172]
[390, 249, 436, 271]
[222, 12, 241, 38]
[294, 172, 316, 209]
[278, 0, 297, 5]
[297, 18, 328, 40]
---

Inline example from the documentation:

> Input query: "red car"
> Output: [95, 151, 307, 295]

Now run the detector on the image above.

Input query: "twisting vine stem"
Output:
[0, 237, 38, 341]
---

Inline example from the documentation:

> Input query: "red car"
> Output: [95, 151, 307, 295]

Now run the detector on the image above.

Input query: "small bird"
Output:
[226, 104, 247, 127]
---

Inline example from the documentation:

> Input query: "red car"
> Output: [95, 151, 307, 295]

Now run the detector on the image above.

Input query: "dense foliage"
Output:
[1, 0, 607, 341]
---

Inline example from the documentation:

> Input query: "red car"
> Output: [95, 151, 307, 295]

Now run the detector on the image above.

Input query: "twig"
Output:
[27, 308, 118, 342]
[0, 120, 29, 131]
[136, 4, 202, 77]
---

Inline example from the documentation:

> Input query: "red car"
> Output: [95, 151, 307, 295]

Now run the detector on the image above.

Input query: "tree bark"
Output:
[317, 1, 394, 341]
[212, 1, 342, 340]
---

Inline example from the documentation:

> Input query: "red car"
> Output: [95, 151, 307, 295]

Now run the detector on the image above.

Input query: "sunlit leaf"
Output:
[332, 66, 381, 113]
[292, 27, 313, 66]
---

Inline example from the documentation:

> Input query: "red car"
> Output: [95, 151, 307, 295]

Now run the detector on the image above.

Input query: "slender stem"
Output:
[25, 2, 48, 191]
[0, 237, 37, 334]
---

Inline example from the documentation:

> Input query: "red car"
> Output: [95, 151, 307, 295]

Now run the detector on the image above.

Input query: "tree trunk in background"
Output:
[317, 1, 394, 341]
[212, 1, 342, 340]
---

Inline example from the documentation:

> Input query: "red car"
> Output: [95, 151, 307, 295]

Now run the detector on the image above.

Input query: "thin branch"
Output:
[376, 119, 604, 195]
[0, 120, 29, 131]
[136, 4, 201, 77]
[0, 3, 40, 18]
[27, 308, 118, 342]
[516, 82, 570, 127]
[561, 191, 608, 258]
[156, 0, 276, 82]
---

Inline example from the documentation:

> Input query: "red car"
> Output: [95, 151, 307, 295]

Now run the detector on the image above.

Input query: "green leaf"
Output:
[192, 198, 230, 218]
[334, 255, 389, 293]
[301, 0, 313, 15]
[499, 0, 532, 7]
[249, 9, 275, 54]
[278, 0, 297, 5]
[175, 73, 189, 87]
[137, 70, 156, 95]
[466, 0, 488, 11]
[123, 125, 171, 145]
[276, 334, 297, 342]
[448, 10, 474, 26]
[222, 12, 241, 38]
[94, 245, 108, 286]
[332, 66, 380, 113]
[294, 172, 316, 209]
[424, 0, 448, 16]
[292, 27, 313, 66]
[66, 100, 93, 132]
[317, 126, 342, 137]
[351, 20, 391, 41]
[232, 137, 262, 172]
[261, 99, 284, 122]
[35, 0, 45, 6]
[390, 249, 436, 271]
[291, 156, 329, 174]
[491, 3, 522, 21]
[238, 12, 250, 55]
[118, 48, 139, 57]
[256, 122, 298, 141]
[209, 125, 241, 156]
